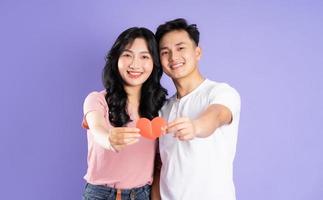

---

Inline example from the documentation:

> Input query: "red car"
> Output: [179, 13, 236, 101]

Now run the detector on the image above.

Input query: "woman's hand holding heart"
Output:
[109, 127, 141, 152]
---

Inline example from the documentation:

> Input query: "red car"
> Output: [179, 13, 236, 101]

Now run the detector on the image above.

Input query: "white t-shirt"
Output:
[159, 79, 241, 200]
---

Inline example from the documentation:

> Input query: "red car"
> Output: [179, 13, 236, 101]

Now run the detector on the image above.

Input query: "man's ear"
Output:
[195, 46, 202, 61]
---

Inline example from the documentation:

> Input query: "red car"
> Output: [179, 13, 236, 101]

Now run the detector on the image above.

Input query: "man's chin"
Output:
[171, 74, 186, 80]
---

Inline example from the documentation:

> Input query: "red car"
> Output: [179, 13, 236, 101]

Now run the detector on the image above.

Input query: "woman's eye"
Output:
[161, 51, 168, 56]
[122, 54, 131, 57]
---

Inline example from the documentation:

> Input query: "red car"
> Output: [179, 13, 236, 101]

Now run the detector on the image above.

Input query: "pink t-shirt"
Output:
[82, 90, 156, 189]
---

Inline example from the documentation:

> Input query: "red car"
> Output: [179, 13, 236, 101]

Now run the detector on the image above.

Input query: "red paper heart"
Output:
[136, 117, 166, 140]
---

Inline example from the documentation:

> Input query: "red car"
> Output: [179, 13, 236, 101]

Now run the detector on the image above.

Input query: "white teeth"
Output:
[128, 71, 142, 75]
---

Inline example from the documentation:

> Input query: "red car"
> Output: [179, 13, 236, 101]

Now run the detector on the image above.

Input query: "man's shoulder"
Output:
[203, 79, 238, 94]
[204, 79, 228, 88]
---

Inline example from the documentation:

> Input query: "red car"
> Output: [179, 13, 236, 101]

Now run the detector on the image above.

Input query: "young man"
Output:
[152, 18, 241, 200]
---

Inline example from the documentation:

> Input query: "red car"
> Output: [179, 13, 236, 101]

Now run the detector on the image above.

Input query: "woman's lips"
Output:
[127, 71, 143, 79]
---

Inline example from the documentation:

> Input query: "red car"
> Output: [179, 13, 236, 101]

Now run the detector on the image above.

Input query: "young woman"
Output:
[82, 27, 167, 200]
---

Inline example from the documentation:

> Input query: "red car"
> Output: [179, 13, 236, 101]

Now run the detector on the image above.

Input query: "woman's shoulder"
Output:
[86, 90, 107, 98]
[84, 90, 108, 104]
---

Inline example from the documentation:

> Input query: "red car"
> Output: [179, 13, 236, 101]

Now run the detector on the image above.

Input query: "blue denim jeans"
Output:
[82, 183, 151, 200]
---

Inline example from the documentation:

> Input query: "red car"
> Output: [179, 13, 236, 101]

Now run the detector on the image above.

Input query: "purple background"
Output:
[1, 0, 322, 199]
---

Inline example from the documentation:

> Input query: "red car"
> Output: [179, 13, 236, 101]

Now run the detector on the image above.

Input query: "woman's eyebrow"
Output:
[123, 49, 150, 54]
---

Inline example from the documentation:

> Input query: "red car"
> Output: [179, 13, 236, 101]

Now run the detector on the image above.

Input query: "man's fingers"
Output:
[174, 129, 189, 138]
[166, 118, 189, 129]
[167, 122, 191, 134]
[170, 123, 190, 133]
[173, 127, 196, 141]
[161, 126, 167, 135]
[178, 134, 194, 141]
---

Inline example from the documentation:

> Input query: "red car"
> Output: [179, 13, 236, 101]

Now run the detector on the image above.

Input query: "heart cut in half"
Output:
[136, 117, 166, 140]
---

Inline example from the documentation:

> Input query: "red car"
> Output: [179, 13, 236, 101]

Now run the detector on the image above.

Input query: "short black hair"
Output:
[155, 18, 200, 46]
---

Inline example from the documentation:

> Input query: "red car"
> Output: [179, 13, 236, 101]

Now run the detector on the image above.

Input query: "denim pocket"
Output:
[83, 184, 113, 200]
[135, 186, 151, 200]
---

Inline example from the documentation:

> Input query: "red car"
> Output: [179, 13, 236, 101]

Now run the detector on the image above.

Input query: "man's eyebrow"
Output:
[160, 46, 169, 51]
[175, 42, 186, 46]
[160, 42, 186, 50]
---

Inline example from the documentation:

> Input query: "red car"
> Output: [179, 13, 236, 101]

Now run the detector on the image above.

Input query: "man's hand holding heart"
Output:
[164, 117, 198, 141]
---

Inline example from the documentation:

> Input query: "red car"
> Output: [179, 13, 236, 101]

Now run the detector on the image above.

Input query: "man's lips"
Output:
[169, 62, 184, 69]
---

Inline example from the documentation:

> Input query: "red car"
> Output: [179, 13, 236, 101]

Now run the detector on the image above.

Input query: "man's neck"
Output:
[173, 72, 205, 99]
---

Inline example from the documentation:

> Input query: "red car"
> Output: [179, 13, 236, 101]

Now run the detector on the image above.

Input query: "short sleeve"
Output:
[82, 91, 108, 129]
[209, 83, 241, 122]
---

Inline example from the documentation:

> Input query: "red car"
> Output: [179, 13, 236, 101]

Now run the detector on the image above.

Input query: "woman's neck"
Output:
[124, 85, 141, 106]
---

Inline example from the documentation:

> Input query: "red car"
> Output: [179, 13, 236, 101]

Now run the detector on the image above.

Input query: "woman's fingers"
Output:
[109, 127, 141, 150]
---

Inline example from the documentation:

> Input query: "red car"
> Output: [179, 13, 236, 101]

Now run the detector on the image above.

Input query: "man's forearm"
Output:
[194, 104, 232, 138]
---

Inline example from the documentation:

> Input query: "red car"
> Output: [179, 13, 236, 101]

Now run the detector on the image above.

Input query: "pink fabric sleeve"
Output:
[82, 91, 107, 129]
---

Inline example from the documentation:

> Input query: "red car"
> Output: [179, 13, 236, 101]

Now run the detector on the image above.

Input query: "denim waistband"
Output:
[86, 183, 151, 195]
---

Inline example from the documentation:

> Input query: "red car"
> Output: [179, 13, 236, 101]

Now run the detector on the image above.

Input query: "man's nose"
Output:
[169, 50, 180, 62]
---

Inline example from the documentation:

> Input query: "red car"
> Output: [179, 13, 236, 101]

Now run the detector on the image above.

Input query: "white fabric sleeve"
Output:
[208, 83, 241, 122]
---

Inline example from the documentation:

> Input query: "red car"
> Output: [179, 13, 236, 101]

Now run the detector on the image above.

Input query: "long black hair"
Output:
[103, 27, 167, 127]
